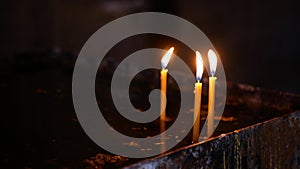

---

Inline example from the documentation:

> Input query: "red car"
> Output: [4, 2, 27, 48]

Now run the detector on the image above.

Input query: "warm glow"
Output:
[208, 49, 217, 76]
[161, 47, 174, 69]
[195, 51, 204, 82]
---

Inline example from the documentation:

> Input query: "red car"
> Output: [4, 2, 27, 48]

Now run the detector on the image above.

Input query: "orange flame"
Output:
[208, 49, 217, 76]
[195, 51, 203, 82]
[161, 47, 174, 69]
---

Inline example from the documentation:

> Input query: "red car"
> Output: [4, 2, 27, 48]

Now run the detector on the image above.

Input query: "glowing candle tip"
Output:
[208, 49, 217, 76]
[161, 47, 174, 69]
[196, 51, 204, 82]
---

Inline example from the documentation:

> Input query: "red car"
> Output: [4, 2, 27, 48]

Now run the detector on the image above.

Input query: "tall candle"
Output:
[207, 49, 218, 137]
[160, 47, 174, 152]
[160, 69, 167, 130]
[192, 51, 203, 143]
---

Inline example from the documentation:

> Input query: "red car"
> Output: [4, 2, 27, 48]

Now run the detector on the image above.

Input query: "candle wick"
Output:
[211, 70, 217, 77]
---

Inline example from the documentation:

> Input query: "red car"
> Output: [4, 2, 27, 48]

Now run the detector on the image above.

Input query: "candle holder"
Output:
[84, 81, 300, 168]
[124, 111, 300, 169]
[10, 58, 300, 168]
[121, 82, 300, 169]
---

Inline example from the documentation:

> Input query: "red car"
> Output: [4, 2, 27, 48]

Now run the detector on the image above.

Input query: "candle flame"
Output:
[161, 47, 174, 69]
[208, 49, 217, 76]
[196, 51, 203, 82]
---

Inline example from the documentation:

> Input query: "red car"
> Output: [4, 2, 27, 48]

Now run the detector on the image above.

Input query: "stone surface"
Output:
[123, 111, 300, 169]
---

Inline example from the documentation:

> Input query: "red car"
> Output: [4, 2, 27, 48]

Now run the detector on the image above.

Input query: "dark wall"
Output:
[178, 1, 299, 93]
[1, 0, 299, 93]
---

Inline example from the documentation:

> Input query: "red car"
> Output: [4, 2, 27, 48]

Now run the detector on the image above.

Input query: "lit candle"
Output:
[160, 47, 174, 152]
[207, 49, 218, 137]
[192, 51, 203, 143]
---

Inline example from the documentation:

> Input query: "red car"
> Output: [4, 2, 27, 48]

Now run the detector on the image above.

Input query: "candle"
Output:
[160, 47, 174, 152]
[207, 49, 218, 137]
[192, 51, 203, 143]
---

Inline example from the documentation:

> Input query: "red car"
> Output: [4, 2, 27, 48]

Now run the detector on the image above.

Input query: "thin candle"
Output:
[160, 47, 174, 152]
[207, 49, 218, 137]
[192, 51, 203, 143]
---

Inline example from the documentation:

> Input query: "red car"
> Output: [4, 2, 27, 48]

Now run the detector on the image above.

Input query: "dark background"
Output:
[0, 0, 299, 168]
[1, 0, 299, 93]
